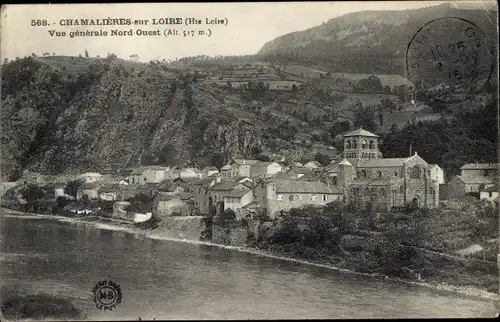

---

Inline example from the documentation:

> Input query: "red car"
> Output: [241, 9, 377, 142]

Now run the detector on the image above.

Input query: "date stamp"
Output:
[92, 280, 122, 311]
[406, 17, 493, 103]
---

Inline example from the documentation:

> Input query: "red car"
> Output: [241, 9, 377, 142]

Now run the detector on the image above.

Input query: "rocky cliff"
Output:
[0, 56, 263, 180]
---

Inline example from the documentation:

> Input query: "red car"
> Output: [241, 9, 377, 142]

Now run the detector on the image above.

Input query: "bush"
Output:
[1, 293, 83, 320]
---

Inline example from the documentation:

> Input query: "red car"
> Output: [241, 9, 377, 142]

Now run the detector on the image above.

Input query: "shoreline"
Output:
[1, 209, 498, 302]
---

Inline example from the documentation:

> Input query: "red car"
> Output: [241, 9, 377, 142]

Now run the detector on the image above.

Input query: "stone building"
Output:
[336, 128, 439, 211]
[250, 161, 282, 179]
[254, 179, 343, 219]
[220, 159, 259, 178]
[444, 163, 497, 199]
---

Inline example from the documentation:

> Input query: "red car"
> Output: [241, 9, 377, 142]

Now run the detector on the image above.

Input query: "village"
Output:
[1, 127, 497, 236]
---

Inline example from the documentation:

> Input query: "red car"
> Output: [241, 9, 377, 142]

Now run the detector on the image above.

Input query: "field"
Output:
[330, 72, 414, 88]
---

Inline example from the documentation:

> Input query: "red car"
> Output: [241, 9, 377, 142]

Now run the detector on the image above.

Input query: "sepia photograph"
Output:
[0, 1, 498, 320]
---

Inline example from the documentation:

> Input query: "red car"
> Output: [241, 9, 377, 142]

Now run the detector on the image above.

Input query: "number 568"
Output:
[31, 19, 48, 26]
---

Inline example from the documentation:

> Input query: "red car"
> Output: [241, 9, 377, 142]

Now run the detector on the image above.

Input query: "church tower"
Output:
[342, 128, 383, 165]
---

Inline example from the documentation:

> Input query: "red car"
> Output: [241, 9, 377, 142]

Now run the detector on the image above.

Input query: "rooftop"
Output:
[287, 165, 313, 174]
[210, 180, 238, 191]
[273, 180, 337, 194]
[343, 128, 379, 138]
[482, 185, 498, 192]
[357, 158, 409, 168]
[231, 159, 259, 165]
[80, 182, 100, 190]
[350, 178, 394, 186]
[226, 187, 252, 198]
[460, 163, 498, 170]
[457, 175, 495, 184]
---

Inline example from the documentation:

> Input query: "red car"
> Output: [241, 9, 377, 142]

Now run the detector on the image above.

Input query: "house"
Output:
[303, 161, 322, 169]
[223, 186, 254, 219]
[207, 179, 252, 214]
[54, 183, 66, 199]
[250, 161, 282, 178]
[165, 167, 181, 180]
[157, 180, 186, 196]
[254, 179, 343, 218]
[77, 182, 101, 200]
[203, 166, 219, 177]
[220, 159, 259, 178]
[154, 192, 195, 218]
[428, 164, 445, 184]
[443, 163, 497, 200]
[479, 185, 498, 202]
[0, 181, 17, 198]
[286, 165, 313, 179]
[179, 167, 204, 179]
[98, 183, 122, 201]
[80, 172, 103, 183]
[446, 175, 495, 199]
[128, 166, 169, 185]
[460, 163, 498, 179]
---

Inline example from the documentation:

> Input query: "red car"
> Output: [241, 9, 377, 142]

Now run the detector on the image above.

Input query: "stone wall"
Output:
[154, 216, 207, 241]
[212, 222, 248, 246]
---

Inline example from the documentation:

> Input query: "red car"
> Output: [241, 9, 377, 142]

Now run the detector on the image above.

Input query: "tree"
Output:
[352, 102, 377, 132]
[21, 185, 45, 205]
[56, 196, 70, 209]
[84, 49, 89, 58]
[65, 179, 84, 199]
[381, 97, 397, 113]
[314, 152, 330, 166]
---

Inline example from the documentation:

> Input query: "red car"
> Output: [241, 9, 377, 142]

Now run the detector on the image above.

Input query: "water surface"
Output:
[0, 215, 497, 320]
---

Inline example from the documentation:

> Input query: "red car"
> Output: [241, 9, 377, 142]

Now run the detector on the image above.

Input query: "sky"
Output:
[1, 1, 485, 62]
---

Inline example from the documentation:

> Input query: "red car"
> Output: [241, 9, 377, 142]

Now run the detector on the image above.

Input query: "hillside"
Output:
[0, 56, 267, 180]
[258, 3, 498, 75]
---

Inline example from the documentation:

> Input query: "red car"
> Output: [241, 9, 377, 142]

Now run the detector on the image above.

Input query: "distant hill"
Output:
[257, 3, 498, 75]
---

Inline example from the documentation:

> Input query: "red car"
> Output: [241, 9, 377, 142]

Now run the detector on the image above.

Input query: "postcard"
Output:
[0, 1, 498, 320]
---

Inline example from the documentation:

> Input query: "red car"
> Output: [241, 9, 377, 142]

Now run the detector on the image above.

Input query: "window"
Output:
[378, 171, 382, 178]
[295, 195, 299, 201]
[410, 166, 421, 179]
[490, 192, 493, 197]
[394, 171, 398, 177]
[312, 194, 318, 201]
[332, 177, 338, 185]
[380, 188, 387, 198]
[399, 186, 404, 193]
[362, 170, 367, 178]
[361, 140, 367, 149]
[323, 195, 327, 201]
[369, 140, 374, 149]
[346, 140, 351, 149]
[277, 194, 283, 200]
[144, 177, 147, 182]
[353, 141, 357, 149]
[289, 195, 294, 201]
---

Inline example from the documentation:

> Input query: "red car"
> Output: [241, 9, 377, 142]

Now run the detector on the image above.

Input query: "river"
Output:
[0, 215, 497, 320]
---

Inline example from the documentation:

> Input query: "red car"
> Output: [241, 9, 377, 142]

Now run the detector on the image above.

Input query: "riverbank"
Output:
[1, 209, 498, 303]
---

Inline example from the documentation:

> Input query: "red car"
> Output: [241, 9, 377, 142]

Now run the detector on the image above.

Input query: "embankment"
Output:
[1, 209, 498, 302]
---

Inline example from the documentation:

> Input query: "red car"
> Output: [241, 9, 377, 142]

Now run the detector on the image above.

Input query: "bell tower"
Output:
[342, 128, 383, 164]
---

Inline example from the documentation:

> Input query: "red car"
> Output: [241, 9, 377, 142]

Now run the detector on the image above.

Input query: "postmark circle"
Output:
[92, 280, 122, 311]
[406, 17, 493, 103]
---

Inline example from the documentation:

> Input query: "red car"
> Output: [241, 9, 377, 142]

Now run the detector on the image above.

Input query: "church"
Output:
[325, 128, 440, 211]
